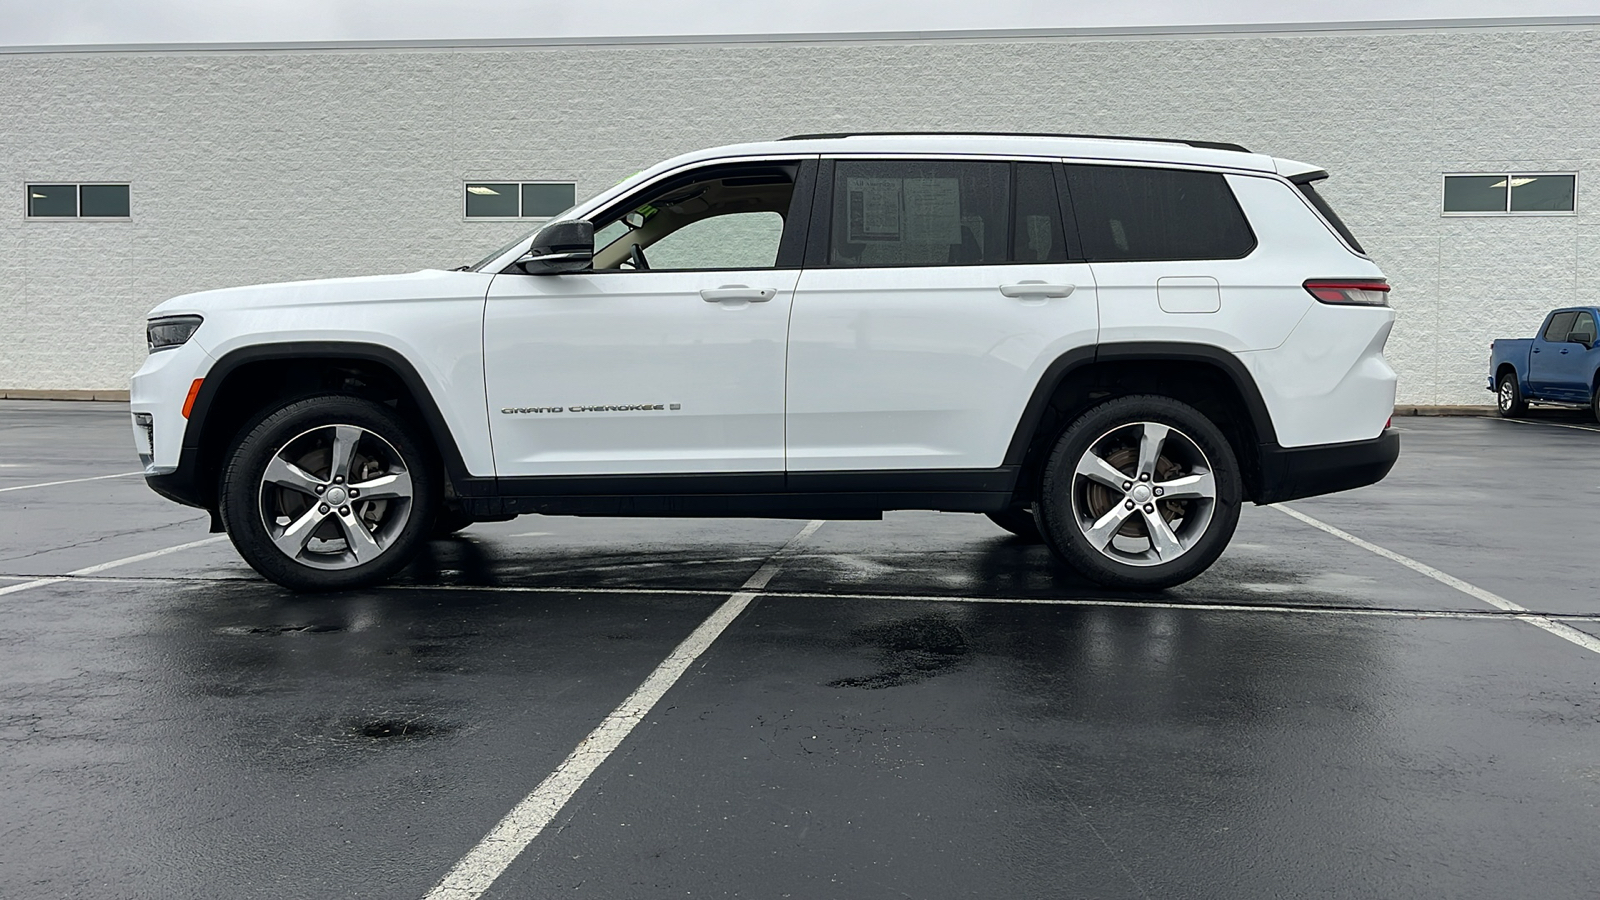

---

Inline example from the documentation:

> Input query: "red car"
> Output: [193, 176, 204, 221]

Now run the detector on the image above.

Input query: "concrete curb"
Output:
[1392, 405, 1496, 417]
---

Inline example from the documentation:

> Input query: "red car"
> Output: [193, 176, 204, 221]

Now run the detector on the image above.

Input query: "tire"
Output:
[1036, 394, 1242, 590]
[986, 507, 1043, 542]
[432, 504, 476, 537]
[1496, 371, 1527, 418]
[219, 395, 438, 592]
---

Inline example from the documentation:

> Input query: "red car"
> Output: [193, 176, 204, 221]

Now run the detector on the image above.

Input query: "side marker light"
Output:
[182, 379, 204, 418]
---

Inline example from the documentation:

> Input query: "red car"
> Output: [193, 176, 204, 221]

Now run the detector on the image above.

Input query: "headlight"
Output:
[147, 315, 203, 352]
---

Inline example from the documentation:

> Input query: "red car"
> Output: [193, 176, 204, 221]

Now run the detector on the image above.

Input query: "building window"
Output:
[465, 181, 575, 219]
[26, 183, 130, 218]
[1442, 173, 1576, 215]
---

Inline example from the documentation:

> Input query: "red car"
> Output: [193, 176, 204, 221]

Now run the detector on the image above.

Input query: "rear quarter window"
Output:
[1064, 165, 1256, 262]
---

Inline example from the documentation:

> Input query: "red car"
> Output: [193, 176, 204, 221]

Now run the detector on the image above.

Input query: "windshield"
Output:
[465, 206, 579, 272]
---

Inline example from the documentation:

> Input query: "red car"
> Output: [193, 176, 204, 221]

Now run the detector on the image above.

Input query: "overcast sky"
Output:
[2, 0, 1597, 46]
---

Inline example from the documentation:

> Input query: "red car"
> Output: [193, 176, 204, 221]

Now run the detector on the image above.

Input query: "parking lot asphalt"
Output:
[2, 400, 1598, 899]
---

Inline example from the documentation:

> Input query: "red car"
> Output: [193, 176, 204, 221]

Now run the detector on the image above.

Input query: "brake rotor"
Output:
[1082, 445, 1184, 538]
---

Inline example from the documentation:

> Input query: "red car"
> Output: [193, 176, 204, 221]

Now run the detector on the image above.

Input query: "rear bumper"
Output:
[1254, 429, 1400, 504]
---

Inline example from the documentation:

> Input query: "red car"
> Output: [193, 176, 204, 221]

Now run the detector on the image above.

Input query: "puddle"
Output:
[829, 613, 969, 690]
[350, 716, 453, 740]
[215, 623, 346, 636]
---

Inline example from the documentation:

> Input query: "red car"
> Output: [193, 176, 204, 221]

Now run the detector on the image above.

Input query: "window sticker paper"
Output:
[847, 178, 902, 242]
[903, 178, 962, 243]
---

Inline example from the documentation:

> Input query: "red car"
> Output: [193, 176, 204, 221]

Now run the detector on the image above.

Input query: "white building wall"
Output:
[3, 20, 1598, 404]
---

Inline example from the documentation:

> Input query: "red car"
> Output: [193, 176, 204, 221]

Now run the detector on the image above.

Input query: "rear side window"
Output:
[1064, 165, 1255, 262]
[1297, 179, 1366, 254]
[1544, 312, 1578, 342]
[828, 160, 1009, 267]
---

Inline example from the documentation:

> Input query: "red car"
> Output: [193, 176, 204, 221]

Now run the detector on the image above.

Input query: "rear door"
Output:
[1529, 310, 1580, 399]
[785, 158, 1098, 476]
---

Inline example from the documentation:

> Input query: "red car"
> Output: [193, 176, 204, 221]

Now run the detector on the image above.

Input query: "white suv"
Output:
[132, 133, 1398, 591]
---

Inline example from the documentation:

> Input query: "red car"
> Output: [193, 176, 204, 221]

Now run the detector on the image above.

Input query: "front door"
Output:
[786, 159, 1098, 474]
[483, 159, 811, 479]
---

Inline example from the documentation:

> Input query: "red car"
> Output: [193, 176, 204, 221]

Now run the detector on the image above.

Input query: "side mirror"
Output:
[512, 221, 594, 275]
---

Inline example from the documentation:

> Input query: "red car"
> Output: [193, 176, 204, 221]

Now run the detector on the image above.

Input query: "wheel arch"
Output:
[1004, 343, 1276, 504]
[179, 342, 479, 511]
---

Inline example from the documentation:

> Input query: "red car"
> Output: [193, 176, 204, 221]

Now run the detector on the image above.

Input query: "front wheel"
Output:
[219, 395, 438, 591]
[1497, 372, 1527, 418]
[1036, 395, 1242, 590]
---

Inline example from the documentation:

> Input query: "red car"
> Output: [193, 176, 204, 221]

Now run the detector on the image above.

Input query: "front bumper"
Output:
[1254, 429, 1400, 504]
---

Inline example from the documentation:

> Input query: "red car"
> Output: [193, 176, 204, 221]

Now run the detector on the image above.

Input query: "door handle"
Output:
[1533, 347, 1542, 353]
[999, 282, 1075, 299]
[1561, 348, 1570, 355]
[700, 285, 776, 303]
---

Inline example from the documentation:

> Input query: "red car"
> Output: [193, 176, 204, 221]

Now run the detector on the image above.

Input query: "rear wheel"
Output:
[1036, 395, 1241, 590]
[986, 507, 1043, 542]
[1497, 372, 1527, 418]
[219, 395, 437, 592]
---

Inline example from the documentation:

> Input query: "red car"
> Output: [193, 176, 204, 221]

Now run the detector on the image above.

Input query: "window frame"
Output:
[24, 182, 131, 221]
[1441, 172, 1578, 217]
[463, 180, 577, 221]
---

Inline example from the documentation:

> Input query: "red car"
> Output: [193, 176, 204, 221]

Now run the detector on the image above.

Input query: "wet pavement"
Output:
[2, 400, 1598, 899]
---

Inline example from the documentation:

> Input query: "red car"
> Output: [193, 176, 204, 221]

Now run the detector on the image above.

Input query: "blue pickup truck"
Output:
[1489, 307, 1600, 418]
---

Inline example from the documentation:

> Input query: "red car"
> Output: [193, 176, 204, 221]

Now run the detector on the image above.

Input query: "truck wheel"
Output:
[1036, 395, 1241, 590]
[219, 395, 437, 592]
[1497, 372, 1527, 418]
[985, 507, 1043, 542]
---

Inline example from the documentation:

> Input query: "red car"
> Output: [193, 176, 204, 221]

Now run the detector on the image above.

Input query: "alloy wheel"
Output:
[257, 423, 414, 570]
[1069, 420, 1217, 567]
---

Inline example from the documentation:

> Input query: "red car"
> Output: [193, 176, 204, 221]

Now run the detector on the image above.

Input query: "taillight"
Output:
[1304, 279, 1390, 306]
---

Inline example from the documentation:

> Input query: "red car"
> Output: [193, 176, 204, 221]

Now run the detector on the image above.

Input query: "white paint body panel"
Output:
[483, 270, 798, 476]
[786, 263, 1098, 470]
[133, 269, 498, 475]
[128, 337, 215, 472]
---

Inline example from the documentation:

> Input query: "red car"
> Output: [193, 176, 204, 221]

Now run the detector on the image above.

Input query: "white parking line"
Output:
[0, 471, 142, 494]
[0, 534, 229, 597]
[13, 573, 1600, 624]
[1495, 417, 1600, 434]
[421, 519, 826, 900]
[1274, 504, 1600, 655]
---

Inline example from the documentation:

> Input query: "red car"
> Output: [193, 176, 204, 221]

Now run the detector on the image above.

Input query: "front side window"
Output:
[1443, 173, 1576, 215]
[1568, 312, 1597, 346]
[27, 183, 129, 219]
[587, 161, 801, 271]
[828, 160, 1009, 267]
[645, 212, 785, 270]
[1064, 165, 1255, 262]
[1543, 311, 1578, 342]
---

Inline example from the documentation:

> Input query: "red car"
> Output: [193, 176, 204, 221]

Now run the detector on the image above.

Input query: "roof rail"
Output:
[777, 131, 1251, 154]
